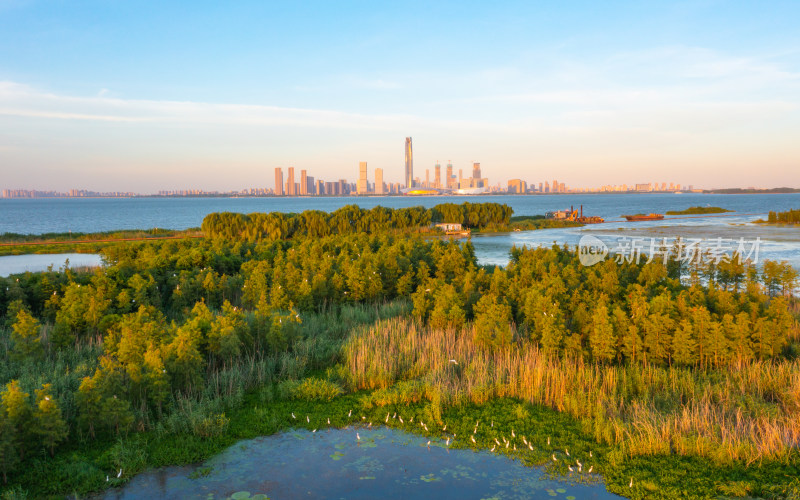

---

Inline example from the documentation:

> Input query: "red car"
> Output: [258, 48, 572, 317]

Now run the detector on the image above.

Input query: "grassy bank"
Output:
[4, 378, 797, 499]
[665, 206, 732, 215]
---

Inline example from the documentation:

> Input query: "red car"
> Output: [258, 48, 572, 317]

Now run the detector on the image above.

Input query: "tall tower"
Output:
[404, 137, 413, 189]
[472, 162, 481, 181]
[287, 167, 295, 195]
[375, 168, 385, 195]
[300, 170, 308, 195]
[357, 161, 369, 194]
[434, 162, 441, 188]
[274, 167, 284, 196]
[446, 162, 453, 189]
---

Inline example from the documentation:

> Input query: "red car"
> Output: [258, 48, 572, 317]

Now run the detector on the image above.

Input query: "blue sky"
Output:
[1, 0, 798, 192]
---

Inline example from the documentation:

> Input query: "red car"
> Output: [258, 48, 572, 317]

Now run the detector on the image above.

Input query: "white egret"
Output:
[327, 418, 331, 425]
[449, 359, 457, 365]
[588, 466, 593, 473]
[494, 438, 500, 445]
[568, 465, 573, 472]
[547, 436, 550, 445]
[386, 413, 390, 422]
[348, 410, 352, 417]
[490, 445, 496, 452]
[117, 469, 122, 478]
[292, 412, 296, 419]
[427, 440, 431, 447]
[312, 429, 317, 433]
[505, 441, 509, 449]
[471, 435, 476, 443]
[528, 444, 533, 451]
[306, 415, 310, 423]
[446, 437, 450, 446]
[442, 424, 447, 431]
[629, 478, 633, 488]
[565, 448, 569, 456]
[399, 416, 404, 423]
[356, 432, 361, 440]
[410, 416, 413, 423]
[589, 450, 593, 458]
[552, 454, 557, 462]
[511, 429, 515, 437]
[106, 476, 109, 482]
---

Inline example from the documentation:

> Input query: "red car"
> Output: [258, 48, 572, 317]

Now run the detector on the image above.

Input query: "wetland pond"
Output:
[100, 428, 622, 500]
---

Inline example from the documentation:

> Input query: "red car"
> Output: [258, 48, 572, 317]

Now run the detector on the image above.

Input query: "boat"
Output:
[622, 213, 664, 221]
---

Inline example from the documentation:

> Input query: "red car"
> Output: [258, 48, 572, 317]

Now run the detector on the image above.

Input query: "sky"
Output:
[1, 0, 799, 192]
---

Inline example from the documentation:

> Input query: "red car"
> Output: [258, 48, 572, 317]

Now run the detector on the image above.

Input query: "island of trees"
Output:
[0, 201, 798, 498]
[665, 206, 732, 215]
[758, 208, 800, 225]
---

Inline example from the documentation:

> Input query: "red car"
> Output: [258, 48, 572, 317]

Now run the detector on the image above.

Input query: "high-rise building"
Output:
[425, 169, 430, 188]
[375, 168, 385, 195]
[286, 167, 295, 195]
[552, 179, 558, 193]
[446, 162, 454, 189]
[300, 170, 308, 195]
[472, 162, 481, 181]
[434, 162, 441, 188]
[274, 167, 284, 196]
[508, 179, 526, 193]
[357, 161, 369, 194]
[404, 137, 413, 188]
[307, 175, 315, 195]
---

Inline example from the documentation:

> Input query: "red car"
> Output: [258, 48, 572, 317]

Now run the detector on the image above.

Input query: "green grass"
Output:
[4, 383, 798, 499]
[665, 206, 733, 215]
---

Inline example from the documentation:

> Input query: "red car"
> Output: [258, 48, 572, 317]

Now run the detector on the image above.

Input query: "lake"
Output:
[1, 193, 799, 271]
[0, 252, 104, 277]
[99, 427, 621, 500]
[1, 193, 798, 235]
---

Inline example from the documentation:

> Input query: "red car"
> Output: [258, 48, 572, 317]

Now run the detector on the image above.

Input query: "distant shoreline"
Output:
[3, 189, 799, 200]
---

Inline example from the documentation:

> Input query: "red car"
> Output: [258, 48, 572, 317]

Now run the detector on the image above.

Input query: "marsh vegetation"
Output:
[0, 202, 798, 499]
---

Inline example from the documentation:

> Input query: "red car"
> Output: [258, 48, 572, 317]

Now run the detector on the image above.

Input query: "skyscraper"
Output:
[446, 162, 454, 189]
[404, 137, 413, 189]
[357, 161, 368, 194]
[434, 162, 441, 188]
[274, 167, 284, 196]
[286, 167, 295, 196]
[375, 168, 385, 195]
[472, 162, 481, 181]
[300, 170, 308, 195]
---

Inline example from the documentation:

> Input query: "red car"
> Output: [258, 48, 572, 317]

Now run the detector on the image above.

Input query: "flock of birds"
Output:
[290, 409, 636, 489]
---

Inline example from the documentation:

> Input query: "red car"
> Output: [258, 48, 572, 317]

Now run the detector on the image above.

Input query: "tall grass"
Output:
[343, 318, 800, 464]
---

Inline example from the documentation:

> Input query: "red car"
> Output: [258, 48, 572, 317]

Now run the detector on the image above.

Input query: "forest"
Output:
[764, 208, 800, 225]
[1, 201, 799, 498]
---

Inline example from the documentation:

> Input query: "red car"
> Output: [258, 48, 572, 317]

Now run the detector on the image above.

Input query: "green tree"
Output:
[589, 304, 616, 363]
[0, 403, 19, 484]
[473, 294, 513, 351]
[33, 384, 68, 457]
[10, 309, 43, 362]
[672, 320, 698, 366]
[1, 381, 32, 460]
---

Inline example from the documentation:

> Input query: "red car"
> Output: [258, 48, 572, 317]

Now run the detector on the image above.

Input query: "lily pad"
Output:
[330, 452, 345, 460]
[230, 492, 251, 500]
[556, 488, 566, 493]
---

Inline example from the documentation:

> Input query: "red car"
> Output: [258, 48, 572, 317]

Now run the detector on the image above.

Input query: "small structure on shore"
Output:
[434, 222, 471, 236]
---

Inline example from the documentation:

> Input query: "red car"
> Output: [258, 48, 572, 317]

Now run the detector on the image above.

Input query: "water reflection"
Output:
[100, 428, 621, 500]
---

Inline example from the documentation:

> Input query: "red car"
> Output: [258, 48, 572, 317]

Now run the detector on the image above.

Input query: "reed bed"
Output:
[343, 318, 800, 464]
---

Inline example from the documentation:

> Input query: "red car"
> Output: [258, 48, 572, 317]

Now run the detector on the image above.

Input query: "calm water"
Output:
[0, 253, 104, 277]
[1, 193, 798, 235]
[100, 428, 621, 500]
[1, 194, 799, 270]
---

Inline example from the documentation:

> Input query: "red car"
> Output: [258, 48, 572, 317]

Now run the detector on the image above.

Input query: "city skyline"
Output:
[1, 2, 799, 191]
